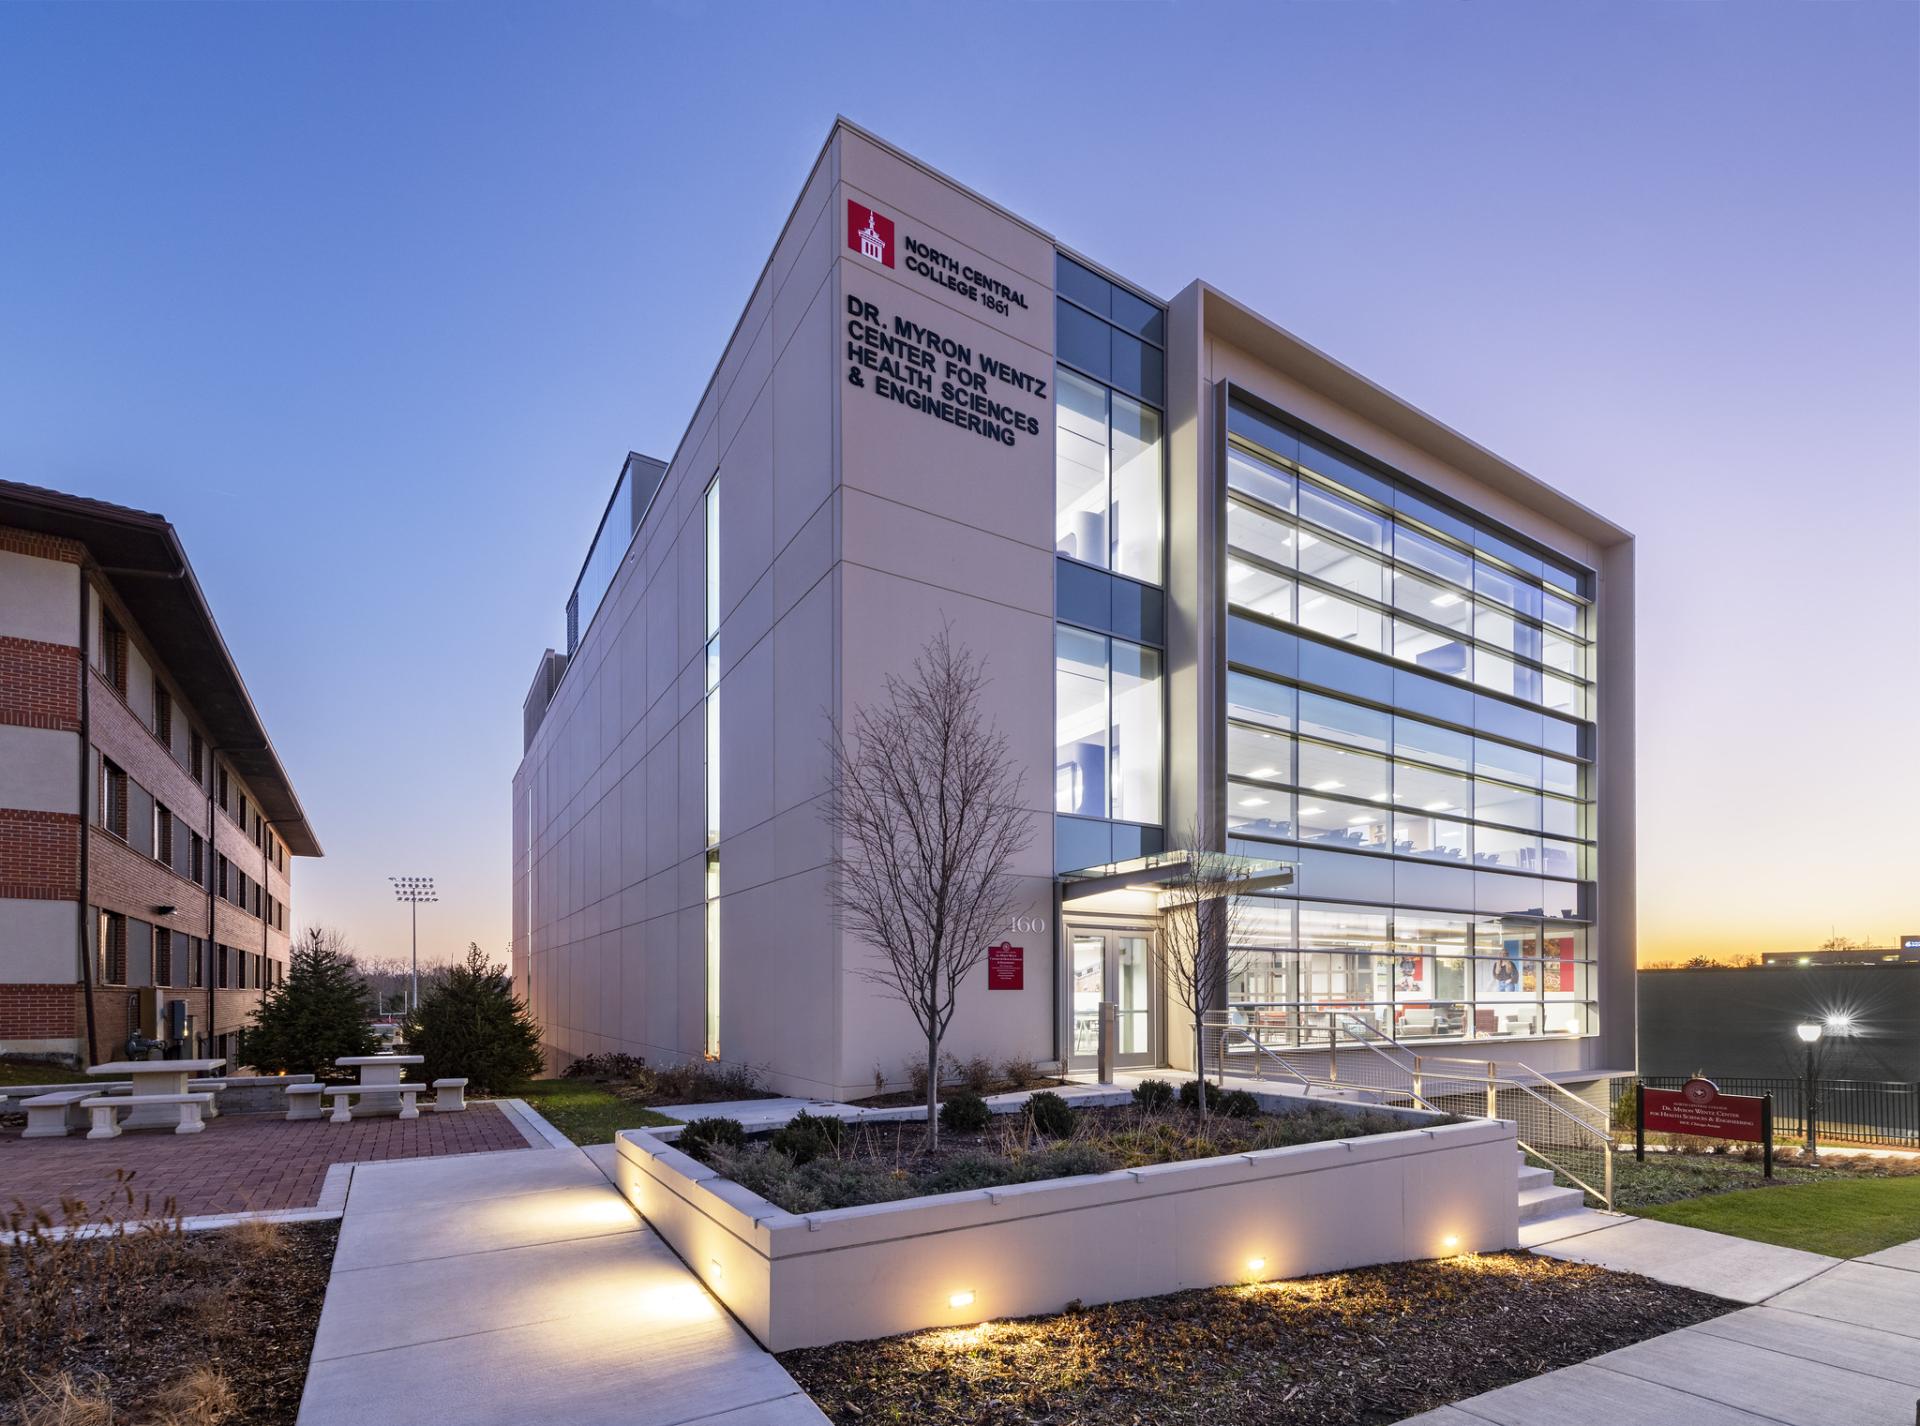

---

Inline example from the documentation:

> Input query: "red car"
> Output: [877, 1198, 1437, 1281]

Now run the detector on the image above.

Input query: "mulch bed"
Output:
[849, 1078, 1073, 1108]
[780, 1253, 1735, 1426]
[1, 1217, 336, 1425]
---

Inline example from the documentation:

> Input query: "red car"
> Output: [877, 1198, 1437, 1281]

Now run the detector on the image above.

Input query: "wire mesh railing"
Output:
[1203, 1007, 1617, 1207]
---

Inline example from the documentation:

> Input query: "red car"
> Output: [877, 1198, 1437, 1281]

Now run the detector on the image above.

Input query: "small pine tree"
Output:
[244, 928, 378, 1079]
[402, 943, 544, 1095]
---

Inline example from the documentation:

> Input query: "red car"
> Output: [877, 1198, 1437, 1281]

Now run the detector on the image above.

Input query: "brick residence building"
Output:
[0, 481, 320, 1068]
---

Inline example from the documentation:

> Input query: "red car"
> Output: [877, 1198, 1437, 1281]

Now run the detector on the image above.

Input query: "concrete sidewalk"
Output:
[295, 1140, 827, 1426]
[1401, 1228, 1920, 1425]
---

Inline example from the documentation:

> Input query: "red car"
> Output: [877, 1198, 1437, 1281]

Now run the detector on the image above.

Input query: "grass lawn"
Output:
[520, 1078, 675, 1145]
[0, 1060, 71, 1087]
[1636, 1176, 1920, 1258]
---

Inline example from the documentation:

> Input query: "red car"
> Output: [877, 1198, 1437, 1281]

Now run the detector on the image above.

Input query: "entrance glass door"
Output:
[1069, 927, 1157, 1068]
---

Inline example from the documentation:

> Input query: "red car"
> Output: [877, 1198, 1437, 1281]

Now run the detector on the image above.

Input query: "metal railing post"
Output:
[1412, 1055, 1423, 1102]
[1097, 1001, 1116, 1085]
[1485, 1063, 1498, 1120]
[1603, 1139, 1614, 1207]
[1327, 1021, 1338, 1084]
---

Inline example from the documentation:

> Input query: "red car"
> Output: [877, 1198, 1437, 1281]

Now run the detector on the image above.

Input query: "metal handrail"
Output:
[1202, 1007, 1614, 1207]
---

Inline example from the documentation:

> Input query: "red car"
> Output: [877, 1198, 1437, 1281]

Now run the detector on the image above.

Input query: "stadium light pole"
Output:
[389, 876, 437, 1012]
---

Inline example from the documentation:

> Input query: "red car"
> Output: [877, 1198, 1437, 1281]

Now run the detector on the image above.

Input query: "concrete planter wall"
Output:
[613, 1115, 1519, 1351]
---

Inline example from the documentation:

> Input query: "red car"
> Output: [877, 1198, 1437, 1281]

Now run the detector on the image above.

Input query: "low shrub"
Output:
[920, 1151, 1011, 1196]
[1216, 1088, 1260, 1119]
[1002, 1055, 1042, 1090]
[1025, 1090, 1075, 1138]
[562, 1051, 646, 1080]
[770, 1110, 844, 1165]
[1131, 1078, 1174, 1111]
[906, 1058, 931, 1101]
[630, 1059, 766, 1106]
[678, 1117, 746, 1163]
[1178, 1079, 1208, 1111]
[939, 1090, 992, 1133]
[960, 1055, 996, 1093]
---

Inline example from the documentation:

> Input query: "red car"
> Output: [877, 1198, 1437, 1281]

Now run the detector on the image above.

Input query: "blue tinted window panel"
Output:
[1395, 860, 1476, 912]
[1056, 557, 1110, 632]
[1473, 529, 1546, 579]
[1056, 300, 1112, 382]
[1475, 694, 1544, 748]
[1475, 872, 1546, 916]
[1295, 847, 1394, 904]
[1111, 576, 1165, 647]
[1299, 640, 1393, 703]
[1540, 715, 1581, 757]
[1056, 817, 1114, 875]
[1227, 403, 1301, 464]
[1228, 615, 1299, 681]
[1056, 255, 1111, 319]
[1394, 491, 1478, 548]
[1108, 285, 1164, 345]
[1298, 440, 1396, 507]
[1393, 668, 1475, 727]
[1109, 329, 1164, 407]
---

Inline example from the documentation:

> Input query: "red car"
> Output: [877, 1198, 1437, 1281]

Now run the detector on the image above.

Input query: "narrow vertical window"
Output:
[704, 851, 721, 1060]
[154, 927, 173, 988]
[703, 477, 721, 1057]
[100, 609, 127, 694]
[153, 685, 172, 746]
[190, 729, 204, 784]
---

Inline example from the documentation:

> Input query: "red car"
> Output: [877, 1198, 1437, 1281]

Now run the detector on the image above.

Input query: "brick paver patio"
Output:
[0, 1102, 531, 1221]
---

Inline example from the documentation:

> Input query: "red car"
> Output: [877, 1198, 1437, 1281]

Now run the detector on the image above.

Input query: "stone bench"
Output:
[286, 1083, 328, 1121]
[22, 1088, 113, 1138]
[80, 1092, 215, 1139]
[432, 1078, 469, 1112]
[324, 1083, 422, 1123]
[107, 1078, 228, 1118]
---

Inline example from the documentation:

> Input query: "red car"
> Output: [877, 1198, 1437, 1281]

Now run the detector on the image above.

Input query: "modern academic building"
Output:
[513, 120, 1636, 1099]
[0, 481, 319, 1068]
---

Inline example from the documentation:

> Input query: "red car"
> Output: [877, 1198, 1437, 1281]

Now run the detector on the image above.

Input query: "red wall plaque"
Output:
[988, 942, 1023, 990]
[1643, 1078, 1767, 1142]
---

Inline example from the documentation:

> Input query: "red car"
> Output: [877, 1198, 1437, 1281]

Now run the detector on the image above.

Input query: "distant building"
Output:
[0, 481, 319, 1067]
[1759, 944, 1920, 968]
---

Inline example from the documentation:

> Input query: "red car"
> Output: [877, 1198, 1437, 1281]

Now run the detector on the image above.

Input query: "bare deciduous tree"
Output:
[823, 626, 1033, 1144]
[1155, 824, 1256, 1114]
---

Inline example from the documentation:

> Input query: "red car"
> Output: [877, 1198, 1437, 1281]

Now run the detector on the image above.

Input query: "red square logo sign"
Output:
[988, 943, 1023, 990]
[847, 200, 894, 268]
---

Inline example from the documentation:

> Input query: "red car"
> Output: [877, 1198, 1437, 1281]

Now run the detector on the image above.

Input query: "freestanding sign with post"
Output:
[1636, 1076, 1773, 1177]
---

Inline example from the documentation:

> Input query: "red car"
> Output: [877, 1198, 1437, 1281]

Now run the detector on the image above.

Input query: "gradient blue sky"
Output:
[2, 3, 1913, 966]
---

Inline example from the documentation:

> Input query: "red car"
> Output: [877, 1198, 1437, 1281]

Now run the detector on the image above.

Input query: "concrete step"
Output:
[1516, 1163, 1555, 1193]
[1518, 1183, 1587, 1223]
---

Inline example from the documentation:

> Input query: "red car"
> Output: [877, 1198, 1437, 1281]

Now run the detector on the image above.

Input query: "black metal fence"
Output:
[1611, 1075, 1920, 1148]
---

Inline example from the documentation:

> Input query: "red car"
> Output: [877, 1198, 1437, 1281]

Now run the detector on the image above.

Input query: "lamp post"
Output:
[389, 876, 437, 1013]
[1796, 1022, 1822, 1157]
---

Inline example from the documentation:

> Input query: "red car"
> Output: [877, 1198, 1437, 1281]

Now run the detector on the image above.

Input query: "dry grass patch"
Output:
[2, 1176, 333, 1426]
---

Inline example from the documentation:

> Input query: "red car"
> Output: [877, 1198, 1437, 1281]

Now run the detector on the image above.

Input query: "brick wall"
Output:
[0, 528, 84, 565]
[89, 668, 208, 831]
[0, 983, 80, 1039]
[88, 829, 209, 939]
[0, 809, 80, 900]
[0, 638, 81, 732]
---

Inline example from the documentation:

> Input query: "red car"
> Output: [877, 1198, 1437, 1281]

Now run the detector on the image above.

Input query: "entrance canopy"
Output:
[1058, 850, 1295, 906]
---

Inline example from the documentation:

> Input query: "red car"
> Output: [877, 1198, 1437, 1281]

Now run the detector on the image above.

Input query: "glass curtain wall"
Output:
[1222, 398, 1597, 1044]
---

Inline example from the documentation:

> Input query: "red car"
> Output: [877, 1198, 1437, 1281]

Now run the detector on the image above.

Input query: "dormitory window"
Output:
[100, 609, 127, 695]
[190, 729, 204, 785]
[217, 767, 229, 813]
[99, 912, 127, 986]
[101, 759, 129, 839]
[190, 833, 205, 886]
[153, 684, 172, 746]
[217, 945, 230, 990]
[188, 936, 204, 989]
[154, 928, 173, 988]
[155, 806, 174, 865]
